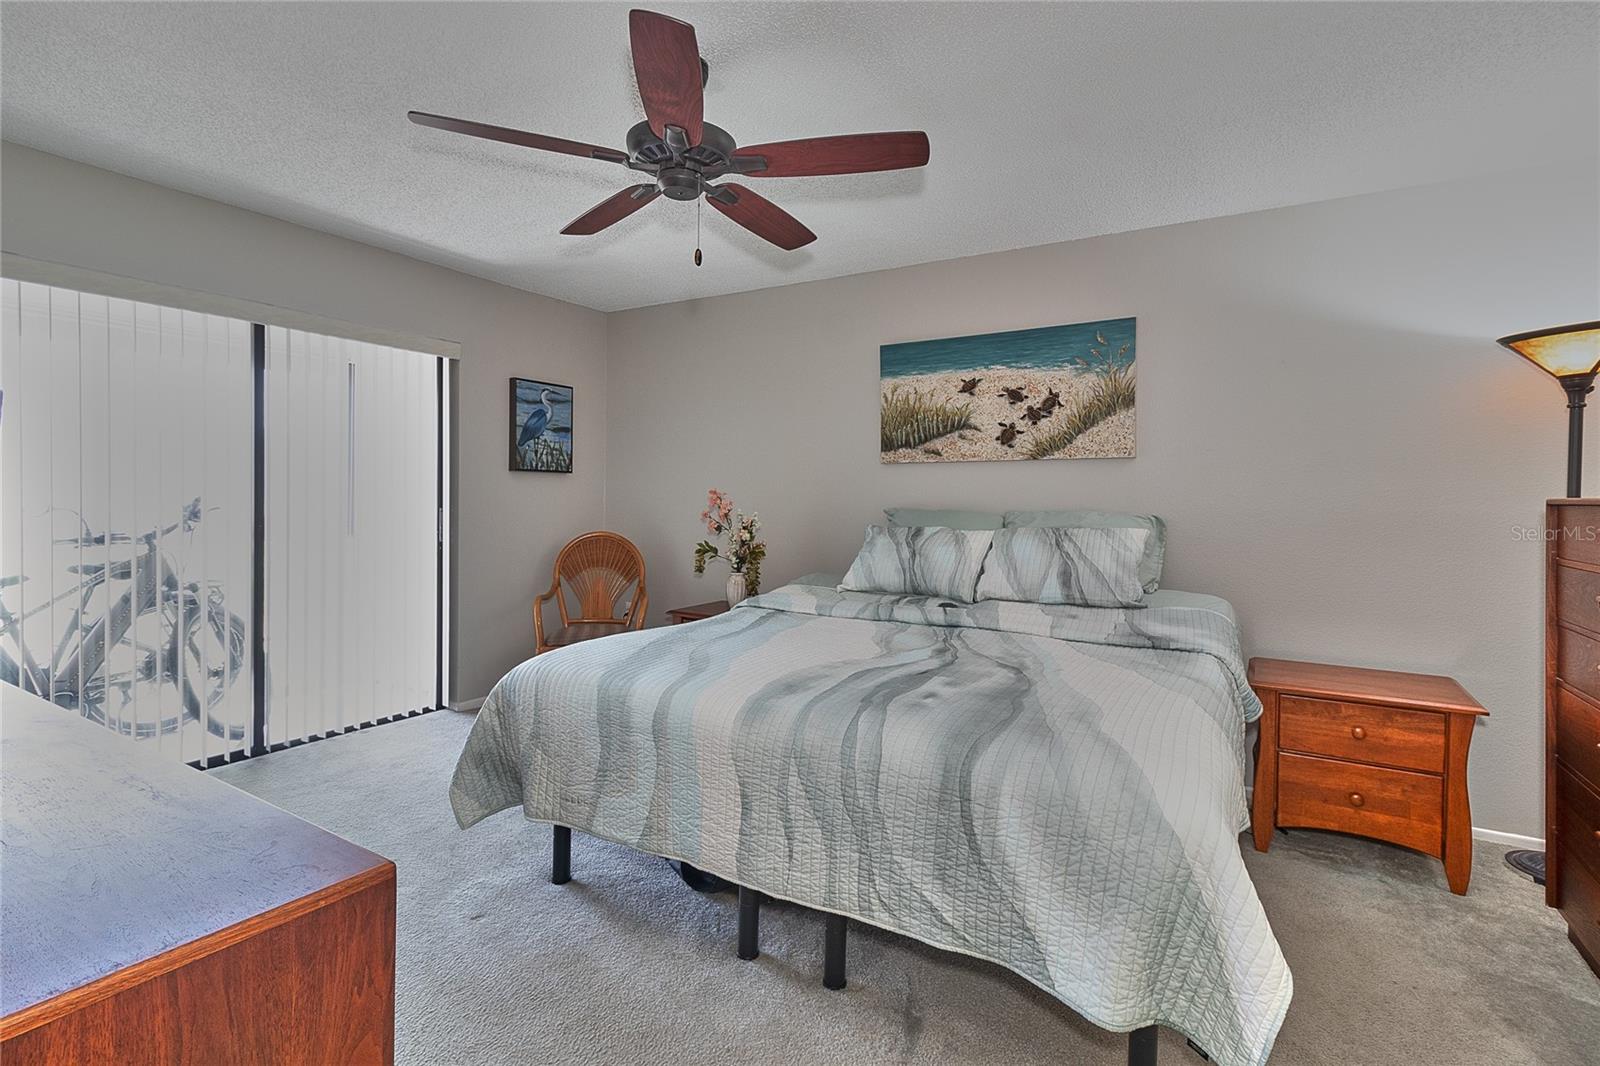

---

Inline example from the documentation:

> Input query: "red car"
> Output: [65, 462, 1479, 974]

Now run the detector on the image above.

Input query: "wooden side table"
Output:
[1249, 657, 1487, 895]
[666, 600, 732, 625]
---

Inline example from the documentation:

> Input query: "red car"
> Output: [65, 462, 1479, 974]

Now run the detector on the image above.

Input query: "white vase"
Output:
[725, 572, 748, 607]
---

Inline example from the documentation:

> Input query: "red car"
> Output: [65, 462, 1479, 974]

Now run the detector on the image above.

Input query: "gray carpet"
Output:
[213, 711, 1600, 1066]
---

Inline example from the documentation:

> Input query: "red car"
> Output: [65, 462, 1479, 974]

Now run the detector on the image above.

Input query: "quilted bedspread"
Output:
[450, 580, 1292, 1065]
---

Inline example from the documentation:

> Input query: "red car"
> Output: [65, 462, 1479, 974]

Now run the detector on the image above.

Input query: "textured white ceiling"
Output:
[2, 2, 1595, 312]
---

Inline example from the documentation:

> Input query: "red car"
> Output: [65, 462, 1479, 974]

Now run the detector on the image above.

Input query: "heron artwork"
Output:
[509, 378, 574, 472]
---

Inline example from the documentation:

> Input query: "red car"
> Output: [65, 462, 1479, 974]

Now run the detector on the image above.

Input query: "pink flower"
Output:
[703, 488, 735, 534]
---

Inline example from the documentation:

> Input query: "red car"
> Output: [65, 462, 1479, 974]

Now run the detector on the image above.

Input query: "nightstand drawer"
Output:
[1555, 685, 1600, 792]
[1554, 507, 1600, 567]
[1558, 766, 1600, 883]
[1278, 696, 1444, 773]
[1558, 624, 1600, 706]
[1277, 753, 1443, 857]
[1556, 562, 1600, 635]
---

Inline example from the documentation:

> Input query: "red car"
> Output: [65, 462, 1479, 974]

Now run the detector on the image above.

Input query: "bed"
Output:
[450, 574, 1292, 1066]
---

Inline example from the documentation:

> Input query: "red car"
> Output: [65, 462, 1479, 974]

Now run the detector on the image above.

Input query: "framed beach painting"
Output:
[509, 377, 574, 472]
[880, 317, 1135, 463]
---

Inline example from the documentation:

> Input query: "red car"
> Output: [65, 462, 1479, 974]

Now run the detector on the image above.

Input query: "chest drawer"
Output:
[1553, 507, 1600, 567]
[1559, 838, 1600, 966]
[1278, 696, 1444, 773]
[1277, 752, 1443, 857]
[1558, 765, 1600, 883]
[1558, 624, 1600, 706]
[1556, 563, 1600, 635]
[1555, 685, 1600, 791]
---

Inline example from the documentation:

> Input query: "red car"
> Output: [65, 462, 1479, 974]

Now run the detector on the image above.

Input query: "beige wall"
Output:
[605, 164, 1600, 839]
[6, 138, 1592, 838]
[1, 143, 608, 703]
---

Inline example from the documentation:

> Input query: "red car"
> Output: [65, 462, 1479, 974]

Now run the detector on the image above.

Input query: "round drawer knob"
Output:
[1349, 793, 1365, 808]
[1350, 726, 1366, 740]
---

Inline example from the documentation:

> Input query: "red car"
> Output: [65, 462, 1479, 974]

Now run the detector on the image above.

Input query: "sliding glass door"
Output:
[0, 279, 447, 765]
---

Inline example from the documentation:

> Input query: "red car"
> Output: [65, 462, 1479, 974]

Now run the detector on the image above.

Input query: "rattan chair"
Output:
[533, 531, 648, 655]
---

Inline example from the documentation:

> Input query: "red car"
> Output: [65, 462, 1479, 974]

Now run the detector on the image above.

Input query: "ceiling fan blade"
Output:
[706, 184, 816, 251]
[409, 111, 628, 164]
[629, 9, 704, 146]
[561, 185, 662, 235]
[734, 132, 930, 177]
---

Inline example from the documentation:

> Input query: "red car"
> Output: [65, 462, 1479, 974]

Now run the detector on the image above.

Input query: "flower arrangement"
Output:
[693, 488, 765, 596]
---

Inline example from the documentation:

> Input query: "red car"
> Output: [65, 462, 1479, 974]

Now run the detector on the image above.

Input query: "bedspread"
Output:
[451, 580, 1292, 1065]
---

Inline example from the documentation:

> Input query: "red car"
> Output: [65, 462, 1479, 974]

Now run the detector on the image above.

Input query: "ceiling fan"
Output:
[408, 8, 929, 261]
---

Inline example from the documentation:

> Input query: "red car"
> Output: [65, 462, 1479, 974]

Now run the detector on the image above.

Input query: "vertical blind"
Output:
[1, 280, 446, 764]
[0, 280, 255, 763]
[263, 328, 441, 744]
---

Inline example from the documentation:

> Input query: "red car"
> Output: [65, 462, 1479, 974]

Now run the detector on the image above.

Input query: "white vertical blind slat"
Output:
[49, 288, 82, 710]
[78, 294, 110, 734]
[0, 282, 23, 697]
[16, 284, 51, 701]
[131, 302, 163, 739]
[229, 319, 254, 757]
[265, 325, 290, 747]
[106, 299, 138, 739]
[157, 306, 183, 757]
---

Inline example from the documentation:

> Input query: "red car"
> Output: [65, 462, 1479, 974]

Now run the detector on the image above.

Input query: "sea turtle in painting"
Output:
[1038, 387, 1063, 413]
[995, 421, 1024, 448]
[998, 387, 1028, 404]
[1022, 404, 1048, 425]
[958, 377, 982, 395]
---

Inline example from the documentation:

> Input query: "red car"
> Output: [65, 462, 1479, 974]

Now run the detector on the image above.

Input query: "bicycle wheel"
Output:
[178, 597, 249, 742]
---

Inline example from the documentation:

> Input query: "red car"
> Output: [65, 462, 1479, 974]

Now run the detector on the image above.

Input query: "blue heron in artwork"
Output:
[518, 387, 557, 449]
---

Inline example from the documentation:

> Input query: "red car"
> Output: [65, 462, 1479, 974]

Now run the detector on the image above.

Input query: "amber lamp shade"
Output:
[1498, 321, 1600, 497]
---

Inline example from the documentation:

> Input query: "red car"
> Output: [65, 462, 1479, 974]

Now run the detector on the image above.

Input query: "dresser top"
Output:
[667, 599, 733, 620]
[0, 685, 391, 1018]
[1247, 657, 1487, 715]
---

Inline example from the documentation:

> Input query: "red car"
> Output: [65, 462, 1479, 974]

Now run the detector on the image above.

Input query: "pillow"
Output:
[1003, 509, 1166, 592]
[975, 526, 1150, 608]
[839, 525, 993, 602]
[884, 507, 1003, 531]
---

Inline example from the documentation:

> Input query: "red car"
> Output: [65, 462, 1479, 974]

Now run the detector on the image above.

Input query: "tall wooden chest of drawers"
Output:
[1546, 498, 1600, 976]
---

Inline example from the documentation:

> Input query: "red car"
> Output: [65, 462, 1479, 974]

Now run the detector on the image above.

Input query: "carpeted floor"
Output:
[213, 710, 1600, 1066]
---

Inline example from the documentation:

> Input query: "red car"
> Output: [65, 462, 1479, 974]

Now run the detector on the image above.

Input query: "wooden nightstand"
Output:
[1249, 658, 1487, 895]
[666, 600, 731, 625]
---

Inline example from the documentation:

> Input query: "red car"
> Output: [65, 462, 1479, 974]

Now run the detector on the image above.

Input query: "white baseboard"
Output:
[1471, 826, 1544, 850]
[449, 696, 485, 712]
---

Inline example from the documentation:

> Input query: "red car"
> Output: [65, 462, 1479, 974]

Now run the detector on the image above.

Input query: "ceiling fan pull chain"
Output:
[694, 196, 703, 266]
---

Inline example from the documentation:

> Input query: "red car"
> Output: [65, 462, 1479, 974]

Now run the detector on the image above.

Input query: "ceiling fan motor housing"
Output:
[626, 120, 736, 199]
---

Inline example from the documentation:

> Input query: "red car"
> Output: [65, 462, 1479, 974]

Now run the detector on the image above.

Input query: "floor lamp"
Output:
[1497, 321, 1600, 884]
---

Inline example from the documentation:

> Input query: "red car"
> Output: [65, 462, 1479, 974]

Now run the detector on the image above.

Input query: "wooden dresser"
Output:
[1249, 657, 1486, 894]
[0, 685, 396, 1064]
[1545, 498, 1600, 975]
